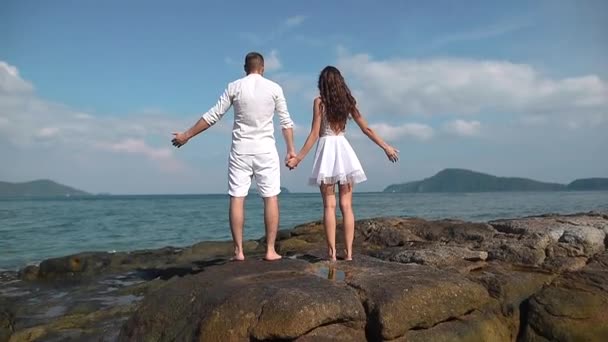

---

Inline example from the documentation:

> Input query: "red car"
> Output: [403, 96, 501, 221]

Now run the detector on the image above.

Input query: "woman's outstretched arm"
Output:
[287, 98, 323, 168]
[351, 107, 399, 162]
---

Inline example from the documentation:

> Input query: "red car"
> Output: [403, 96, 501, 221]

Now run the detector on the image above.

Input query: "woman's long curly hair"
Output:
[318, 66, 357, 132]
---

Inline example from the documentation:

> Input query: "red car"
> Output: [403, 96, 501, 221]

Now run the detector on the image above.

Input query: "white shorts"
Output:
[228, 150, 281, 198]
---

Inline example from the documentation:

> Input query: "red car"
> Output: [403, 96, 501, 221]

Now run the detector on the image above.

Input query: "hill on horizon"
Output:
[384, 169, 608, 193]
[0, 180, 90, 197]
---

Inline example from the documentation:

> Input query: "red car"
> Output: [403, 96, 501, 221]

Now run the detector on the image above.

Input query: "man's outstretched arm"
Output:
[172, 87, 232, 147]
[171, 118, 211, 147]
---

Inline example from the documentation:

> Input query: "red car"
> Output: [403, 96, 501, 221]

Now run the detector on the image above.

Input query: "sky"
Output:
[0, 0, 607, 194]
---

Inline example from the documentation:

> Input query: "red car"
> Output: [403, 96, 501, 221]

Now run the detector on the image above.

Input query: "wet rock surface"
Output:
[0, 212, 606, 341]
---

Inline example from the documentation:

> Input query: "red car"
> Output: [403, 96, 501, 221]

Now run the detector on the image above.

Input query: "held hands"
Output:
[285, 151, 299, 170]
[171, 132, 189, 148]
[384, 145, 399, 163]
[286, 156, 300, 169]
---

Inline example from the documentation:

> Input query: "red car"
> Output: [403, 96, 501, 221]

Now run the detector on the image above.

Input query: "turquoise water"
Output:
[1, 191, 607, 270]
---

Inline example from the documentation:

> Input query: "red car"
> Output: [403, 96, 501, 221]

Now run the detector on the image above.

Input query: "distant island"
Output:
[280, 187, 290, 194]
[384, 169, 608, 193]
[0, 180, 90, 197]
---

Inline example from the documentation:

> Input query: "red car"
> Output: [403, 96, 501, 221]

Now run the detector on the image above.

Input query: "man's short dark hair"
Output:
[244, 52, 264, 72]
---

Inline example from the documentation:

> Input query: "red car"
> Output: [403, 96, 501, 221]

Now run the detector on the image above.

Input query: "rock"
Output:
[8, 304, 135, 342]
[290, 221, 327, 243]
[38, 252, 114, 278]
[385, 244, 488, 268]
[175, 240, 258, 262]
[119, 259, 366, 341]
[557, 225, 605, 255]
[467, 263, 556, 312]
[487, 214, 607, 270]
[355, 218, 425, 246]
[522, 252, 608, 341]
[295, 322, 367, 341]
[18, 265, 39, 281]
[278, 237, 316, 253]
[5, 212, 607, 341]
[402, 310, 514, 342]
[342, 257, 492, 340]
[0, 298, 15, 342]
[485, 235, 550, 266]
[24, 241, 259, 280]
[355, 218, 496, 248]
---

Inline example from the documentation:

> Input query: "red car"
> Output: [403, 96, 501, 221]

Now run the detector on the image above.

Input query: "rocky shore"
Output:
[1, 211, 607, 341]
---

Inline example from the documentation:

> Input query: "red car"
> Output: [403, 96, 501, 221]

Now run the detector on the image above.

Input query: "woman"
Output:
[287, 66, 399, 261]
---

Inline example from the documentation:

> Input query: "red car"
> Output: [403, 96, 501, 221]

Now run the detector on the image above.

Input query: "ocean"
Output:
[1, 191, 607, 270]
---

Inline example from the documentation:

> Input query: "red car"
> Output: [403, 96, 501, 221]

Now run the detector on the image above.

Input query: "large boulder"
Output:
[25, 241, 260, 280]
[467, 263, 557, 312]
[521, 252, 608, 341]
[488, 214, 607, 270]
[119, 259, 366, 341]
[402, 309, 514, 342]
[342, 257, 492, 340]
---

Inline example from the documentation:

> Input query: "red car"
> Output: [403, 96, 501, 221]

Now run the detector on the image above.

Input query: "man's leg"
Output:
[254, 150, 282, 261]
[227, 151, 253, 261]
[263, 195, 281, 261]
[229, 196, 246, 261]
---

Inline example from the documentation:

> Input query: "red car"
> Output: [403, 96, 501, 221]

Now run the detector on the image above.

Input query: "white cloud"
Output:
[97, 139, 171, 159]
[0, 61, 34, 93]
[337, 52, 608, 127]
[239, 15, 306, 45]
[369, 122, 434, 141]
[428, 20, 531, 49]
[265, 50, 282, 72]
[0, 61, 189, 174]
[36, 127, 61, 138]
[442, 119, 481, 137]
[284, 15, 306, 28]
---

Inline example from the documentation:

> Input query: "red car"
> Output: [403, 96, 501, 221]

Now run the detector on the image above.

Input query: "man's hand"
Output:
[286, 156, 299, 170]
[284, 151, 296, 164]
[172, 132, 189, 148]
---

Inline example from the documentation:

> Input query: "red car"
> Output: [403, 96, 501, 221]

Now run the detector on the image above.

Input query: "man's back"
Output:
[202, 73, 293, 155]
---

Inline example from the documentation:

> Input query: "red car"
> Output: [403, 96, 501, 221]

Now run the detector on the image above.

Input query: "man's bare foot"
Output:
[264, 251, 282, 261]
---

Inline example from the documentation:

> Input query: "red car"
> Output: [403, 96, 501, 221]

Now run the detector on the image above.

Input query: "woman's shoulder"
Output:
[313, 96, 322, 104]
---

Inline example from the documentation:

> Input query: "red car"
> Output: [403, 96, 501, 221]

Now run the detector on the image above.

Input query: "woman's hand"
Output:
[384, 145, 399, 163]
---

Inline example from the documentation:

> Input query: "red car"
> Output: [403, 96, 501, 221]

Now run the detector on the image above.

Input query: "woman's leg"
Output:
[320, 183, 337, 261]
[339, 183, 354, 261]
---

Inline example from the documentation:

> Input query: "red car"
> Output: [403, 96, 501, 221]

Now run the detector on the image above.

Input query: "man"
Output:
[172, 52, 295, 261]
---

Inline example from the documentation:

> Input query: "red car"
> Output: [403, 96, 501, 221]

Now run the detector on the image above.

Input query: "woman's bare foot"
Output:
[264, 250, 282, 261]
[328, 247, 337, 261]
[344, 249, 352, 261]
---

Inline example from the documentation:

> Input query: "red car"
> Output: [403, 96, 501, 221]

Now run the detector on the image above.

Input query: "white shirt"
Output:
[202, 73, 294, 155]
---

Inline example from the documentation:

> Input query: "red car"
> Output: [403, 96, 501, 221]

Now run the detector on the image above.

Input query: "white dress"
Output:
[309, 112, 367, 186]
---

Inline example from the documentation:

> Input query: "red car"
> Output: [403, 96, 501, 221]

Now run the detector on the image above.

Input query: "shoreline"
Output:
[2, 207, 607, 272]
